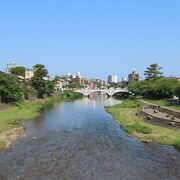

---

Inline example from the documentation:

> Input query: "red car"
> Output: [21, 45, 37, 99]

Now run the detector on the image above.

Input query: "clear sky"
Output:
[0, 0, 179, 80]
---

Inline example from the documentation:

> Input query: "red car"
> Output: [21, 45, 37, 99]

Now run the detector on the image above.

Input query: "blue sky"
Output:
[0, 0, 180, 80]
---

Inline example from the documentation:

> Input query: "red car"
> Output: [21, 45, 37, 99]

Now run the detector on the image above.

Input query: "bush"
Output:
[0, 75, 24, 103]
[60, 90, 83, 100]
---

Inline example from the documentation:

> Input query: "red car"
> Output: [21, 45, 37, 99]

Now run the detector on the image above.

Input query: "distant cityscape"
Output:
[1, 61, 179, 92]
[1, 62, 142, 89]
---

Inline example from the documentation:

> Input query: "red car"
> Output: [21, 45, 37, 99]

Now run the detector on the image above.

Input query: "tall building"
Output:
[108, 75, 118, 83]
[90, 78, 107, 86]
[128, 70, 139, 82]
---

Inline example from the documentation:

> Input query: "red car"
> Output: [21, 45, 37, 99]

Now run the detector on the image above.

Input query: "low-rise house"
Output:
[25, 68, 34, 79]
[55, 79, 69, 91]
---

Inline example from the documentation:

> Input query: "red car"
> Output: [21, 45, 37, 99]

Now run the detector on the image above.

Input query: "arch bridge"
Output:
[74, 88, 129, 97]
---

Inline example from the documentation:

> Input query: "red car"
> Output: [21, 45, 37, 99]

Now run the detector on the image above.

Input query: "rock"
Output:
[169, 122, 176, 127]
[32, 136, 37, 140]
[153, 109, 158, 113]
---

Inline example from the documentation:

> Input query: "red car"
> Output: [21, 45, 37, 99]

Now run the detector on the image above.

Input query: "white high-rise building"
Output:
[108, 75, 118, 83]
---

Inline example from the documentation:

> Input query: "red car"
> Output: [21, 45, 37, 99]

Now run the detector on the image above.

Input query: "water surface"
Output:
[0, 98, 180, 180]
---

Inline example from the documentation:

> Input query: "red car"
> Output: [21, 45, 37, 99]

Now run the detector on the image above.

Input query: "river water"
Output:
[0, 98, 180, 180]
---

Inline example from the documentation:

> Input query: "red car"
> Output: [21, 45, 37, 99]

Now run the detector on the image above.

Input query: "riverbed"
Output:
[0, 98, 180, 180]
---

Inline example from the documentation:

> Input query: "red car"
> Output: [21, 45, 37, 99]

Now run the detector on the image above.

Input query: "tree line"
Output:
[0, 64, 55, 103]
[128, 64, 180, 101]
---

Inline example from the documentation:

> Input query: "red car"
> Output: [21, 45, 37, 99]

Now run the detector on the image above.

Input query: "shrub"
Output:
[0, 75, 24, 103]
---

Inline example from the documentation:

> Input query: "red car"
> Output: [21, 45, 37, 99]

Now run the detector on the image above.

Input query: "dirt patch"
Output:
[0, 127, 24, 150]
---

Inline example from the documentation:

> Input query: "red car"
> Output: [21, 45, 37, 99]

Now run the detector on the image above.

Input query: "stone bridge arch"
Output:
[74, 89, 129, 97]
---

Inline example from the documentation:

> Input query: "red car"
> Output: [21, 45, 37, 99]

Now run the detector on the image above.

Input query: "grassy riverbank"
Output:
[105, 99, 180, 149]
[0, 90, 83, 150]
[142, 98, 180, 111]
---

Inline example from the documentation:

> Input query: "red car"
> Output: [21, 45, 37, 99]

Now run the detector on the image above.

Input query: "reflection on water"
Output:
[88, 91, 109, 100]
[0, 98, 179, 180]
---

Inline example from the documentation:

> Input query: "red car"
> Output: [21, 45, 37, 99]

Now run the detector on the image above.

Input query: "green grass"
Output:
[124, 123, 152, 134]
[106, 99, 180, 149]
[174, 139, 180, 149]
[114, 99, 141, 108]
[0, 140, 6, 149]
[143, 98, 180, 111]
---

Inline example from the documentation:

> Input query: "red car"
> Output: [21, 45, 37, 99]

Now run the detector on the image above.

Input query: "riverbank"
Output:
[0, 90, 83, 150]
[141, 98, 180, 111]
[105, 99, 180, 149]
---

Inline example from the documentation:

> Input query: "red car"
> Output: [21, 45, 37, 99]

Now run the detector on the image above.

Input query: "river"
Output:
[0, 98, 180, 180]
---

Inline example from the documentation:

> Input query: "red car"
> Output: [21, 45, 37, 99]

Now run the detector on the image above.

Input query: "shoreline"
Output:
[0, 91, 83, 151]
[105, 99, 180, 149]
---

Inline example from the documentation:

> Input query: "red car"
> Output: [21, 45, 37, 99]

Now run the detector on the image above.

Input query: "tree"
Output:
[46, 80, 55, 96]
[11, 66, 25, 77]
[144, 63, 163, 80]
[33, 64, 48, 78]
[31, 64, 48, 98]
[0, 74, 24, 103]
[30, 64, 54, 98]
[128, 77, 179, 99]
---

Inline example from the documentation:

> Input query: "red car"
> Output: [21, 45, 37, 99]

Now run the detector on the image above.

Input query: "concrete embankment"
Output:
[138, 103, 180, 129]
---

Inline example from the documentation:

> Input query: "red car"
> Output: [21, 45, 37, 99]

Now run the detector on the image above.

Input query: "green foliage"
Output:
[144, 63, 163, 80]
[11, 66, 25, 77]
[46, 80, 55, 96]
[128, 78, 179, 99]
[33, 64, 48, 78]
[30, 77, 47, 98]
[0, 75, 24, 103]
[22, 85, 37, 100]
[30, 64, 54, 98]
[60, 90, 83, 100]
[68, 82, 83, 89]
[124, 123, 152, 134]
